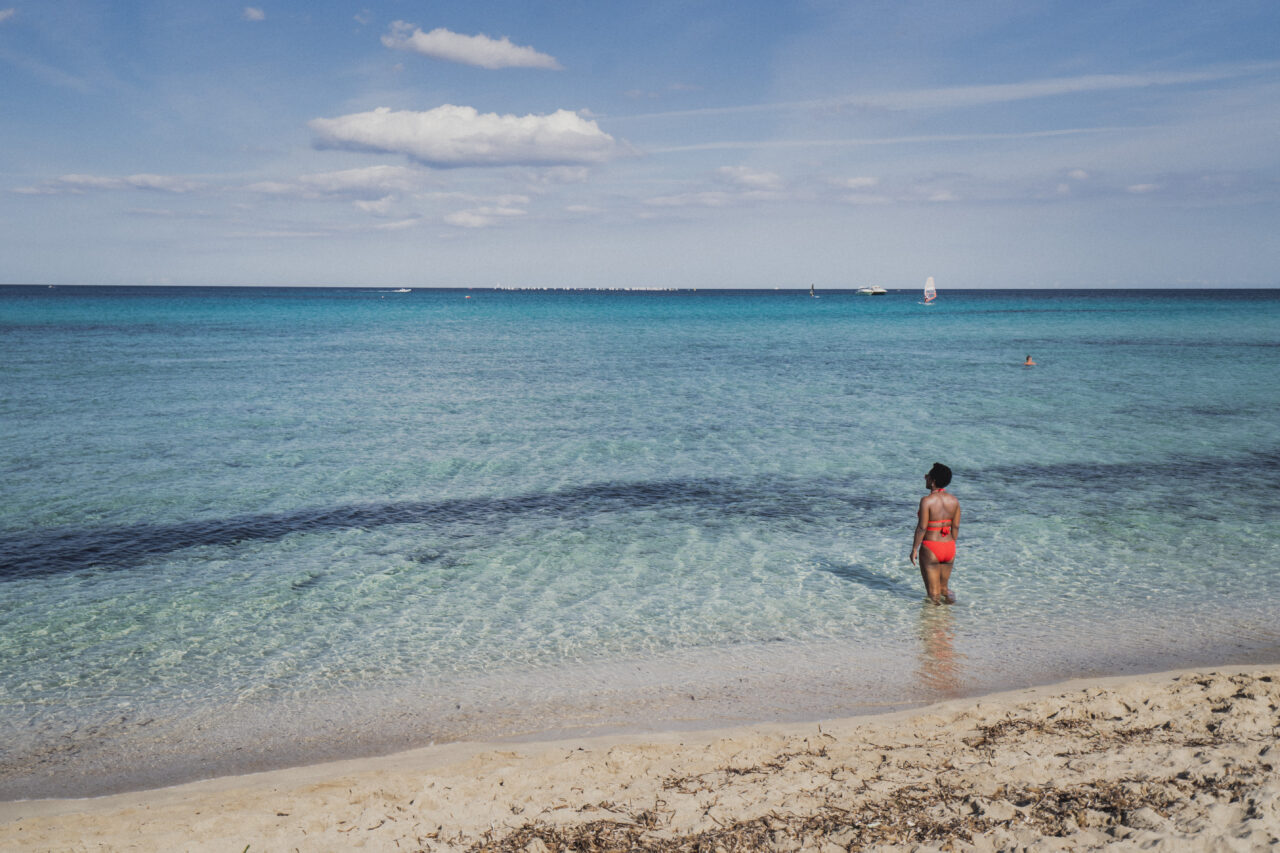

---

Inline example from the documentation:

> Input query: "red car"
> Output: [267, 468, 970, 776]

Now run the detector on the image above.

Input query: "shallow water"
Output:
[2, 286, 1278, 797]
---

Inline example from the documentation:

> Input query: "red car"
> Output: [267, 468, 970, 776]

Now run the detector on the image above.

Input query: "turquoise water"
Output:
[2, 286, 1279, 797]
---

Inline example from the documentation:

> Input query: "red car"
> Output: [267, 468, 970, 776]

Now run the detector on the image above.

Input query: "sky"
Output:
[2, 1, 1278, 289]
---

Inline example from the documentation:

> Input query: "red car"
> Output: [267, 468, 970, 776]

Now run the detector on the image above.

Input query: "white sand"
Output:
[2, 665, 1277, 851]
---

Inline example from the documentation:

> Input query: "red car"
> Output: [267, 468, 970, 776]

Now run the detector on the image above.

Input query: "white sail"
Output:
[923, 276, 937, 303]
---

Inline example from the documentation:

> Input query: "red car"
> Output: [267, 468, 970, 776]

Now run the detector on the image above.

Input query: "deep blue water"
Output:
[2, 285, 1278, 797]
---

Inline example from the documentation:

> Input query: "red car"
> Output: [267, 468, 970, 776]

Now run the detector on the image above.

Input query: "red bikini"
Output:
[920, 489, 957, 563]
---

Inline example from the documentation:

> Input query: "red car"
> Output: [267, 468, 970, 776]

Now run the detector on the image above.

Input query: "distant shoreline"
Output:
[5, 283, 1279, 292]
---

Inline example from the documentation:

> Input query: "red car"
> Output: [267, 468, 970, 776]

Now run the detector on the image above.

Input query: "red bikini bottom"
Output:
[920, 540, 956, 563]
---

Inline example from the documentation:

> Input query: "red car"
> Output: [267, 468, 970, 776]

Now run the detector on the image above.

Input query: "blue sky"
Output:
[2, 1, 1278, 288]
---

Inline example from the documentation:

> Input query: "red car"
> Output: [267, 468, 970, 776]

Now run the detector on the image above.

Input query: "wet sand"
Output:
[2, 664, 1277, 851]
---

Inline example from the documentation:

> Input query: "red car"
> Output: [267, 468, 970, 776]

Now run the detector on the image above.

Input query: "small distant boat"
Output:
[809, 283, 819, 298]
[857, 285, 887, 295]
[393, 288, 412, 293]
[923, 277, 937, 304]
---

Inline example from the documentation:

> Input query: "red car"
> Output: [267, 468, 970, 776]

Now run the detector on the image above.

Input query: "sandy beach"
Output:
[2, 665, 1276, 851]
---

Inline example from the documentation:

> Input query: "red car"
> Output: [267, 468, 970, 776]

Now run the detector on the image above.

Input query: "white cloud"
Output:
[444, 206, 527, 228]
[1067, 169, 1090, 181]
[247, 165, 433, 199]
[644, 167, 789, 210]
[242, 7, 265, 22]
[0, 9, 16, 24]
[842, 193, 891, 205]
[1126, 183, 1161, 194]
[517, 166, 592, 187]
[381, 22, 561, 70]
[644, 191, 736, 208]
[716, 166, 783, 191]
[835, 176, 879, 190]
[644, 166, 787, 210]
[309, 105, 618, 168]
[231, 218, 421, 239]
[354, 195, 396, 215]
[25, 173, 202, 194]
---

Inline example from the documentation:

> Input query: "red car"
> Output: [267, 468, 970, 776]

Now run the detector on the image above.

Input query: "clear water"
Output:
[2, 286, 1278, 798]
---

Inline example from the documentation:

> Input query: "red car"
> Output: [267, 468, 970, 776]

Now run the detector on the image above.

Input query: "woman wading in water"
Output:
[910, 463, 961, 604]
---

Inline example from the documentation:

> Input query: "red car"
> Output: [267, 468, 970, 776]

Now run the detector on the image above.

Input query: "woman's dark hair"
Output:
[928, 462, 952, 488]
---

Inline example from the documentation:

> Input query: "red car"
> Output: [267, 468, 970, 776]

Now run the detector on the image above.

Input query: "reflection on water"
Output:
[916, 602, 965, 697]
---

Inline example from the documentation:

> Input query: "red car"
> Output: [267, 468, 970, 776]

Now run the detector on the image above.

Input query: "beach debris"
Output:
[467, 671, 1279, 852]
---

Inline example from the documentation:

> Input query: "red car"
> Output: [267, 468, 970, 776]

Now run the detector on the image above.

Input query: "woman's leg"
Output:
[938, 559, 955, 603]
[918, 544, 944, 603]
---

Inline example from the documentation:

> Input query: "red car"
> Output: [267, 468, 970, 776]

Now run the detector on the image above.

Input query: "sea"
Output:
[2, 285, 1278, 799]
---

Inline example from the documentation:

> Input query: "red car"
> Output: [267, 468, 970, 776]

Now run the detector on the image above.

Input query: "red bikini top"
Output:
[926, 489, 953, 534]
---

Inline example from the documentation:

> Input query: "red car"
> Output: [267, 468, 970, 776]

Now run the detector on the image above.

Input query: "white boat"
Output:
[857, 285, 887, 295]
[923, 276, 937, 304]
[393, 288, 412, 293]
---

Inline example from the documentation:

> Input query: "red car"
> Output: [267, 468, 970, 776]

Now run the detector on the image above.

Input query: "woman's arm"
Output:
[909, 496, 928, 565]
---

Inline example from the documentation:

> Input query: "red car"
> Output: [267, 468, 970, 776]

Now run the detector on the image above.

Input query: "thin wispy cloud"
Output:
[309, 105, 617, 168]
[246, 165, 433, 199]
[645, 167, 786, 209]
[231, 218, 422, 239]
[716, 166, 783, 191]
[0, 47, 94, 92]
[0, 9, 16, 24]
[646, 127, 1131, 155]
[15, 174, 202, 194]
[242, 7, 265, 22]
[444, 206, 527, 228]
[381, 22, 562, 70]
[614, 64, 1280, 122]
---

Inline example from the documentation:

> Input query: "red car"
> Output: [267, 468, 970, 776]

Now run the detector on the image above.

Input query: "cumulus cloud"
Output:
[17, 173, 202, 194]
[0, 9, 15, 24]
[242, 7, 265, 22]
[309, 105, 618, 168]
[381, 22, 561, 70]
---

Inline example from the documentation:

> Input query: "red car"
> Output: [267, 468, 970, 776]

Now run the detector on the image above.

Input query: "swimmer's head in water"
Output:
[928, 462, 952, 488]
